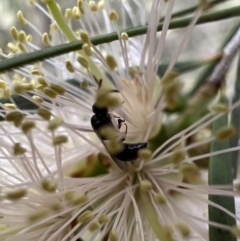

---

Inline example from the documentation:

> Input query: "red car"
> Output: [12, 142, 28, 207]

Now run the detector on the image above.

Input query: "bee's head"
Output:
[92, 103, 108, 114]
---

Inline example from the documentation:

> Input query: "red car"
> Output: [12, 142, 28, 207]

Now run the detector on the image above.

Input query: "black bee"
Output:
[91, 80, 147, 172]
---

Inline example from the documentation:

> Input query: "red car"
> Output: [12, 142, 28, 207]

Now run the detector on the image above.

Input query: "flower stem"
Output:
[45, 0, 106, 81]
[188, 21, 240, 97]
[0, 5, 240, 72]
[230, 51, 240, 178]
[208, 95, 236, 241]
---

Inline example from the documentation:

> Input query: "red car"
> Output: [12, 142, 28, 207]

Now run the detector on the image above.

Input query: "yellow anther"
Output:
[13, 143, 27, 156]
[38, 108, 52, 120]
[30, 67, 43, 76]
[35, 84, 45, 90]
[44, 88, 58, 99]
[22, 77, 27, 83]
[79, 30, 90, 45]
[13, 83, 33, 94]
[72, 6, 81, 20]
[50, 83, 65, 95]
[6, 188, 27, 200]
[18, 30, 27, 43]
[231, 226, 240, 237]
[176, 223, 191, 237]
[140, 180, 152, 192]
[121, 32, 129, 41]
[65, 60, 75, 73]
[154, 193, 167, 204]
[49, 23, 58, 36]
[37, 76, 48, 87]
[65, 191, 74, 201]
[215, 126, 235, 141]
[42, 32, 51, 46]
[161, 71, 178, 87]
[80, 80, 89, 88]
[98, 214, 110, 224]
[78, 0, 85, 14]
[88, 222, 99, 232]
[109, 10, 118, 21]
[98, 0, 105, 9]
[10, 27, 19, 41]
[89, 1, 98, 12]
[28, 0, 36, 6]
[210, 103, 229, 113]
[5, 110, 23, 122]
[82, 43, 92, 56]
[77, 55, 89, 68]
[53, 135, 68, 145]
[17, 11, 27, 25]
[13, 73, 20, 81]
[4, 104, 16, 110]
[26, 34, 32, 42]
[105, 55, 118, 70]
[32, 95, 43, 103]
[41, 179, 57, 192]
[106, 140, 124, 155]
[48, 116, 63, 131]
[138, 149, 151, 162]
[3, 89, 11, 98]
[28, 209, 48, 222]
[0, 80, 6, 89]
[64, 8, 72, 20]
[179, 163, 198, 174]
[109, 230, 118, 241]
[171, 150, 187, 165]
[66, 192, 88, 205]
[96, 91, 122, 109]
[7, 43, 18, 53]
[17, 43, 26, 53]
[31, 78, 36, 86]
[49, 203, 62, 212]
[77, 210, 94, 224]
[21, 121, 35, 134]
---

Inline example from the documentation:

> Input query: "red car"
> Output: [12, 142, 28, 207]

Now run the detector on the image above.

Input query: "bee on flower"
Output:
[0, 0, 240, 240]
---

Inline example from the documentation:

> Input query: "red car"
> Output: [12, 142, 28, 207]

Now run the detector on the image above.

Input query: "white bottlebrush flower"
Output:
[0, 0, 240, 240]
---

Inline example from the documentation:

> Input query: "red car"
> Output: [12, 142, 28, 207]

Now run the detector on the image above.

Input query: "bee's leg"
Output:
[120, 123, 128, 142]
[113, 115, 125, 129]
[98, 79, 102, 89]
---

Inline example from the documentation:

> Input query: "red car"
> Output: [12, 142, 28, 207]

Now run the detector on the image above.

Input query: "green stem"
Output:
[0, 5, 240, 72]
[45, 0, 105, 81]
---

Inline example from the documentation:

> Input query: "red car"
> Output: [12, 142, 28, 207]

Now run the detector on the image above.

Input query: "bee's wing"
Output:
[94, 131, 128, 172]
[109, 155, 128, 173]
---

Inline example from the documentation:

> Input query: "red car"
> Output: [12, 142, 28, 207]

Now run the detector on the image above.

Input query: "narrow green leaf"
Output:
[208, 96, 236, 241]
[230, 51, 240, 178]
[0, 6, 240, 72]
[189, 21, 240, 97]
[157, 60, 203, 77]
